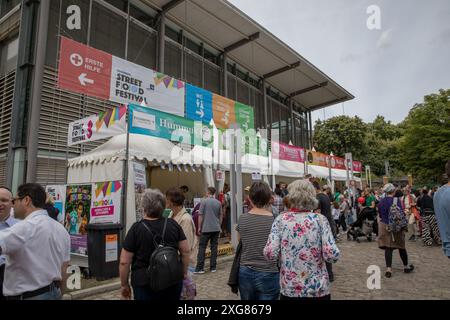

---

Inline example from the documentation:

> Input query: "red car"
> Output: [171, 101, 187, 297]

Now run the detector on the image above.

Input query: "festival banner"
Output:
[67, 105, 127, 146]
[186, 84, 213, 123]
[65, 185, 92, 255]
[45, 185, 66, 224]
[58, 36, 185, 117]
[128, 104, 212, 147]
[330, 156, 346, 170]
[353, 161, 362, 172]
[90, 181, 122, 224]
[272, 141, 306, 163]
[235, 102, 255, 131]
[306, 150, 330, 167]
[212, 94, 236, 129]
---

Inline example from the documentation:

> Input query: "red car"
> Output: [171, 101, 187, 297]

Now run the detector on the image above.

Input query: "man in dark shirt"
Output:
[313, 181, 336, 282]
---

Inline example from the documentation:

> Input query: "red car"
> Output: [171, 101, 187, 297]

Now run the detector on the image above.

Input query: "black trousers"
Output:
[0, 264, 5, 300]
[385, 248, 408, 268]
[196, 232, 220, 271]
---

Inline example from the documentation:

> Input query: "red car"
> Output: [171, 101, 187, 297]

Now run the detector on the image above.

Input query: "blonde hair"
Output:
[286, 179, 318, 211]
[46, 193, 55, 205]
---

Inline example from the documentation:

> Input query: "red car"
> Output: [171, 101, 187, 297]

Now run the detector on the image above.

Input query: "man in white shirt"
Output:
[0, 183, 70, 300]
[0, 186, 18, 300]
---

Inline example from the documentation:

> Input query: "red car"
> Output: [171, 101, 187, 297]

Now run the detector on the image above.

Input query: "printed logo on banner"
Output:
[186, 84, 213, 123]
[212, 95, 236, 129]
[58, 36, 112, 99]
[68, 106, 127, 146]
[91, 181, 122, 224]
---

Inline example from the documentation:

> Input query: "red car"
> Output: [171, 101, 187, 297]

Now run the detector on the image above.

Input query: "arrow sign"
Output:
[78, 73, 94, 86]
[196, 108, 205, 118]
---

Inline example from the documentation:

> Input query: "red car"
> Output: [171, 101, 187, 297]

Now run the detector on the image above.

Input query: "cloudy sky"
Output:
[228, 0, 450, 124]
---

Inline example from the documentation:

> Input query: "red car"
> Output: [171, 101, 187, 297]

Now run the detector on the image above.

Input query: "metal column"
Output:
[157, 13, 166, 73]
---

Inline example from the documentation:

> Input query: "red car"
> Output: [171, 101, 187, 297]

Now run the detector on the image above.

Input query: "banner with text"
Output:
[58, 36, 185, 117]
[186, 84, 213, 123]
[235, 102, 255, 131]
[90, 181, 122, 224]
[272, 142, 306, 163]
[128, 104, 213, 147]
[67, 105, 127, 146]
[212, 95, 236, 129]
[45, 185, 66, 224]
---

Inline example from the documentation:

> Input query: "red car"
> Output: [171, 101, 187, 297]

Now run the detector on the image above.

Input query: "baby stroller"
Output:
[347, 207, 376, 243]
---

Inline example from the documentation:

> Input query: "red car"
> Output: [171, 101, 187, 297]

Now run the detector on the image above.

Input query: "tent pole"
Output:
[121, 107, 130, 239]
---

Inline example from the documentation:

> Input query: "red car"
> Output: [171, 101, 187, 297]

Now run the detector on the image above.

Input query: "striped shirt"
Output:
[237, 213, 278, 272]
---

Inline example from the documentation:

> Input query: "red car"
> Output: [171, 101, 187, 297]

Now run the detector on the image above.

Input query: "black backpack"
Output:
[141, 219, 184, 292]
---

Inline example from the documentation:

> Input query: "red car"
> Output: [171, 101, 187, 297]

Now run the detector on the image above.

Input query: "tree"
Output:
[313, 115, 367, 159]
[399, 89, 450, 183]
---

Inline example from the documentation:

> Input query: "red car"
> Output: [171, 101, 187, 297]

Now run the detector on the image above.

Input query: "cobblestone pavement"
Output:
[84, 233, 450, 300]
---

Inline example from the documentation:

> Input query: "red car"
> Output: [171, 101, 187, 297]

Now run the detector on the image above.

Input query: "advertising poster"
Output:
[132, 161, 147, 222]
[212, 94, 236, 129]
[272, 141, 306, 163]
[90, 181, 122, 224]
[67, 105, 127, 146]
[307, 151, 330, 167]
[186, 84, 213, 123]
[65, 185, 92, 255]
[353, 161, 362, 173]
[45, 185, 66, 224]
[58, 36, 185, 117]
[330, 156, 346, 170]
[128, 104, 212, 147]
[235, 102, 255, 131]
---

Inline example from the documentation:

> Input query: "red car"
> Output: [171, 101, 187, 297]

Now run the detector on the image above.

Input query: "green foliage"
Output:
[313, 115, 367, 159]
[399, 89, 450, 182]
[312, 89, 450, 184]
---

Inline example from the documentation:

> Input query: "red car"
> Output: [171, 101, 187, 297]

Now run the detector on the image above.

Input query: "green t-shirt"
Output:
[366, 195, 376, 207]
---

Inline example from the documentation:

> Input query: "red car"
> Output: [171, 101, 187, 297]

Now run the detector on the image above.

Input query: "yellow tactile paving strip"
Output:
[205, 243, 234, 258]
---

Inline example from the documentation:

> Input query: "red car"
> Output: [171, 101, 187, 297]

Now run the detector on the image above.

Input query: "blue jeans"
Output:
[132, 281, 183, 301]
[25, 285, 62, 300]
[238, 266, 280, 300]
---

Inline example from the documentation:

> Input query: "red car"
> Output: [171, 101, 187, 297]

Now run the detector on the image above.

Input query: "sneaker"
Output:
[408, 235, 416, 241]
[193, 270, 205, 274]
[404, 265, 415, 274]
[210, 269, 217, 273]
[385, 271, 392, 278]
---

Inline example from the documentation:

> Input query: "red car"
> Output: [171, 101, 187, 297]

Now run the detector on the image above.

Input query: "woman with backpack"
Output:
[119, 189, 190, 300]
[377, 184, 414, 278]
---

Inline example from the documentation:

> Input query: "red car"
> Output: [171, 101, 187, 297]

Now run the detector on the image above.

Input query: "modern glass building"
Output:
[0, 0, 353, 190]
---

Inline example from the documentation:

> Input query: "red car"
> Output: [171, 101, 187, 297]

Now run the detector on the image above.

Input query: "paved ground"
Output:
[83, 232, 450, 300]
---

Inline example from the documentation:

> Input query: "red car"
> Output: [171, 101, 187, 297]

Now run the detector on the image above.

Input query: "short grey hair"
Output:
[383, 183, 395, 194]
[286, 179, 318, 211]
[141, 188, 166, 218]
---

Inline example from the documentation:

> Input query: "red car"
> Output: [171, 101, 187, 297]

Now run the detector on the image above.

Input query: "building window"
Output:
[90, 1, 126, 58]
[164, 40, 182, 78]
[128, 21, 156, 70]
[129, 4, 154, 26]
[0, 36, 18, 76]
[104, 0, 128, 13]
[185, 51, 202, 87]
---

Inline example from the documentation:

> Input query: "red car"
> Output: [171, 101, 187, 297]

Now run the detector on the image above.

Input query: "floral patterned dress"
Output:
[263, 211, 340, 298]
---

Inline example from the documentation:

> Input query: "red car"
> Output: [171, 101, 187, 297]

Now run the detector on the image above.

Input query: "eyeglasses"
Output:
[12, 196, 25, 205]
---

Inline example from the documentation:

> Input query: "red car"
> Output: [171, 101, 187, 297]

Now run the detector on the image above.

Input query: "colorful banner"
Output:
[212, 94, 236, 129]
[353, 161, 362, 172]
[90, 181, 122, 224]
[330, 156, 346, 170]
[186, 84, 213, 123]
[68, 105, 127, 146]
[272, 142, 306, 163]
[58, 36, 185, 117]
[235, 102, 255, 131]
[128, 104, 212, 147]
[306, 150, 330, 167]
[45, 185, 66, 224]
[65, 185, 92, 255]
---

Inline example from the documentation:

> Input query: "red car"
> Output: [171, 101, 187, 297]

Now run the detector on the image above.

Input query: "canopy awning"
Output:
[138, 0, 354, 110]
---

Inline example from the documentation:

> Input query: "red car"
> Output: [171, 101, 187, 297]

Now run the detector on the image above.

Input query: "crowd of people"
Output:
[0, 160, 449, 300]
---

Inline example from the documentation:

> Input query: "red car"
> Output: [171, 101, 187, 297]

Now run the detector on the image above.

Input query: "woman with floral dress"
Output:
[263, 179, 340, 300]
